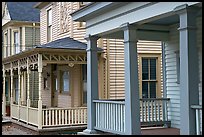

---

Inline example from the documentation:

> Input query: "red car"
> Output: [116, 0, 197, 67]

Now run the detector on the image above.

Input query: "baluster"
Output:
[68, 109, 71, 125]
[71, 109, 74, 124]
[49, 110, 51, 125]
[148, 100, 150, 122]
[78, 108, 80, 124]
[42, 110, 45, 126]
[45, 110, 48, 125]
[62, 109, 64, 125]
[52, 110, 54, 125]
[116, 103, 118, 131]
[158, 100, 160, 121]
[154, 100, 157, 121]
[110, 103, 113, 130]
[151, 100, 154, 122]
[104, 103, 106, 129]
[59, 109, 61, 125]
[55, 110, 58, 125]
[162, 100, 165, 122]
[65, 110, 67, 125]
[144, 101, 147, 122]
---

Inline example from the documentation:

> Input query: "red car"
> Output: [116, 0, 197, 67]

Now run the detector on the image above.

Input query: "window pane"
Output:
[150, 58, 156, 80]
[63, 71, 69, 92]
[142, 82, 148, 98]
[142, 58, 148, 80]
[14, 32, 20, 54]
[47, 9, 52, 26]
[150, 82, 156, 98]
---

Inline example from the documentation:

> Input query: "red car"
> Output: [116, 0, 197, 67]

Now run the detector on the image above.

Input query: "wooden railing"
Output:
[140, 98, 170, 126]
[42, 107, 87, 127]
[94, 99, 125, 134]
[191, 105, 202, 135]
[94, 98, 170, 134]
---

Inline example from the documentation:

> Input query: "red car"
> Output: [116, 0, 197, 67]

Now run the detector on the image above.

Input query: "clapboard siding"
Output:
[165, 16, 202, 129]
[165, 23, 180, 128]
[25, 27, 40, 47]
[39, 2, 163, 104]
[106, 39, 162, 99]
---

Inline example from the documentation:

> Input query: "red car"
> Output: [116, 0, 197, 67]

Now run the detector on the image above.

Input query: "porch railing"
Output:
[94, 99, 125, 134]
[42, 107, 87, 127]
[94, 98, 170, 134]
[191, 105, 202, 135]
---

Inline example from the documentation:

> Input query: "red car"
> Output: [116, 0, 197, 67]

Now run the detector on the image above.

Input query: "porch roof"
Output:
[35, 37, 102, 51]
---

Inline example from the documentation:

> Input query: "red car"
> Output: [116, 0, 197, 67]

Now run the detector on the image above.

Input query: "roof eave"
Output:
[34, 2, 50, 9]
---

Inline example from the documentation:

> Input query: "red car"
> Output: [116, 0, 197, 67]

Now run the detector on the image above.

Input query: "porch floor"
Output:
[141, 127, 180, 135]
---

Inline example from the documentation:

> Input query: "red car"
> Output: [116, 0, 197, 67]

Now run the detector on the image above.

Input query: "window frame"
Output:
[47, 7, 52, 42]
[60, 70, 71, 95]
[139, 53, 162, 98]
[12, 28, 20, 55]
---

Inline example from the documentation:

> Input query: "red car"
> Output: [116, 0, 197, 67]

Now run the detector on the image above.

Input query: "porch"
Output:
[2, 37, 97, 130]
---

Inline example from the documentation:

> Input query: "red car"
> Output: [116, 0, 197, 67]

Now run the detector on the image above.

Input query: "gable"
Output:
[2, 3, 11, 26]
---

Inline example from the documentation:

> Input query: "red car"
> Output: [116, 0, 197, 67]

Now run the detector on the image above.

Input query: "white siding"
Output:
[165, 16, 202, 129]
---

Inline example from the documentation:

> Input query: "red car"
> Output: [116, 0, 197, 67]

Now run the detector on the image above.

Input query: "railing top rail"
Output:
[93, 100, 125, 104]
[140, 98, 170, 101]
[42, 107, 87, 111]
[191, 105, 202, 109]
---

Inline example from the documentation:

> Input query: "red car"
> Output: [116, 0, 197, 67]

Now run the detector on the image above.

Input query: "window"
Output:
[82, 64, 87, 105]
[61, 71, 70, 94]
[3, 32, 8, 57]
[47, 8, 52, 42]
[14, 77, 19, 104]
[141, 57, 157, 98]
[14, 31, 20, 54]
[175, 51, 180, 84]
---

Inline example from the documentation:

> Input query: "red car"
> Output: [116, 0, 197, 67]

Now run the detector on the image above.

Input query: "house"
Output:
[2, 2, 166, 133]
[2, 2, 40, 117]
[71, 2, 202, 135]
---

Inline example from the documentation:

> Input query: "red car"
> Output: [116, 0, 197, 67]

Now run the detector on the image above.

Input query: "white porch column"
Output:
[18, 60, 21, 121]
[27, 58, 31, 123]
[174, 5, 199, 135]
[83, 35, 99, 134]
[121, 23, 141, 135]
[38, 54, 43, 129]
[10, 66, 14, 117]
[2, 65, 6, 117]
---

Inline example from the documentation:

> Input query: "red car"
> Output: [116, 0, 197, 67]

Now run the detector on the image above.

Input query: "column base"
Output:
[78, 129, 98, 135]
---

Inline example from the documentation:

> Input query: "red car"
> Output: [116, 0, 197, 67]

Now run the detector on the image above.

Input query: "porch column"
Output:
[18, 60, 21, 120]
[121, 23, 141, 135]
[2, 65, 6, 116]
[83, 35, 99, 134]
[27, 58, 31, 123]
[38, 54, 43, 129]
[174, 5, 199, 135]
[10, 66, 14, 117]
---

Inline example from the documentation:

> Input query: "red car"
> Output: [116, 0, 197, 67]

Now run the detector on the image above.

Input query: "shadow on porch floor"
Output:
[141, 127, 180, 135]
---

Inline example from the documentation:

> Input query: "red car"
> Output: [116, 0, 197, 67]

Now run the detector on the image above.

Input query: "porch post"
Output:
[83, 35, 99, 134]
[18, 60, 21, 121]
[38, 54, 43, 129]
[10, 66, 14, 117]
[121, 23, 141, 135]
[27, 58, 31, 123]
[2, 65, 6, 117]
[174, 5, 199, 135]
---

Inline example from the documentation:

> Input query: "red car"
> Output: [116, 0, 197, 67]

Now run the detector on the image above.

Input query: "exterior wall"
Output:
[104, 39, 162, 99]
[25, 27, 40, 47]
[39, 2, 163, 101]
[165, 16, 202, 129]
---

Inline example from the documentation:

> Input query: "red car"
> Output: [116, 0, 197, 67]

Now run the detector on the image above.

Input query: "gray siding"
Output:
[165, 16, 202, 129]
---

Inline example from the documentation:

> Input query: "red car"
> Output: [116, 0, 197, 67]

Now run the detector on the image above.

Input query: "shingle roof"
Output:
[35, 37, 103, 51]
[7, 2, 40, 22]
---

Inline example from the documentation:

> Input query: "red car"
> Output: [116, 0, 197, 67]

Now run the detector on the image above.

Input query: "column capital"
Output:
[173, 4, 199, 15]
[120, 22, 137, 31]
[84, 34, 100, 42]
